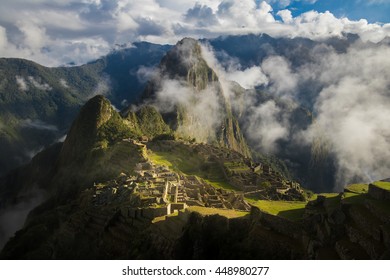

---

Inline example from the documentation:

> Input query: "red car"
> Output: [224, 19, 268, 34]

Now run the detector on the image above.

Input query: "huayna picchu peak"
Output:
[1, 34, 390, 260]
[141, 38, 251, 158]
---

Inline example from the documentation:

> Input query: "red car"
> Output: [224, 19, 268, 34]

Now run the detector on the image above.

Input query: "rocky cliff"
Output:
[141, 38, 251, 158]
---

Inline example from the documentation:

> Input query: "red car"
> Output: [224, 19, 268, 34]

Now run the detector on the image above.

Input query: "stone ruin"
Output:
[88, 161, 250, 220]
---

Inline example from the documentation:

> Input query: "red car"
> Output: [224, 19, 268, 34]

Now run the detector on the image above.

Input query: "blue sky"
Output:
[265, 0, 390, 23]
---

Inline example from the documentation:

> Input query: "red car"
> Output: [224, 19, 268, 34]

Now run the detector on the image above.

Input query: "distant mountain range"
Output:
[0, 42, 171, 176]
[0, 33, 363, 180]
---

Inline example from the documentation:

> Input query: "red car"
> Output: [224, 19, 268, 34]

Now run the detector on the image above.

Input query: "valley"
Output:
[0, 35, 389, 260]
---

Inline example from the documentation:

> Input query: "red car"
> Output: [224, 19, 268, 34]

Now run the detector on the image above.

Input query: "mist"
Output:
[85, 74, 112, 100]
[299, 44, 390, 189]
[131, 36, 390, 191]
[0, 190, 45, 250]
[200, 39, 390, 190]
[152, 78, 224, 143]
[20, 119, 58, 131]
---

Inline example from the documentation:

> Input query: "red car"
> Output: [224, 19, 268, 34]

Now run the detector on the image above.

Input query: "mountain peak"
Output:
[58, 95, 113, 165]
[159, 37, 215, 87]
[141, 38, 250, 158]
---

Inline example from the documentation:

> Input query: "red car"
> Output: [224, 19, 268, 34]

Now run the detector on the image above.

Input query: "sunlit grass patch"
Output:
[247, 199, 307, 221]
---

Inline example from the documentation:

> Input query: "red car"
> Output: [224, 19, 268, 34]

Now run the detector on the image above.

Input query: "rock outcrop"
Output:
[140, 38, 251, 158]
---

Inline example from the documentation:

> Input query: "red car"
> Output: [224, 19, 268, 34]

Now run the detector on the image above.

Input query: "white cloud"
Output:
[261, 56, 298, 99]
[225, 66, 268, 89]
[59, 79, 69, 88]
[295, 44, 390, 190]
[245, 100, 289, 153]
[27, 76, 52, 91]
[16, 21, 49, 51]
[266, 0, 318, 8]
[15, 76, 28, 91]
[20, 119, 58, 131]
[277, 9, 293, 23]
[200, 43, 268, 91]
[0, 0, 388, 66]
[136, 66, 160, 83]
[199, 30, 390, 189]
[199, 43, 291, 154]
[153, 79, 223, 143]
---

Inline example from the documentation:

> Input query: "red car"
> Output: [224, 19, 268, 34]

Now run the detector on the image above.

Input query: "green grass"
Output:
[307, 192, 339, 201]
[148, 145, 237, 192]
[148, 149, 202, 174]
[59, 140, 143, 191]
[345, 184, 369, 194]
[151, 211, 180, 223]
[187, 206, 249, 219]
[204, 179, 236, 191]
[148, 152, 174, 169]
[247, 199, 307, 221]
[224, 161, 251, 173]
[341, 193, 367, 205]
[372, 181, 390, 191]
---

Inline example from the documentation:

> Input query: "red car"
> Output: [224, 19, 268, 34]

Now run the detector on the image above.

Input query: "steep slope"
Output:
[140, 38, 250, 157]
[0, 42, 171, 175]
[123, 105, 172, 139]
[1, 92, 389, 260]
[0, 95, 148, 248]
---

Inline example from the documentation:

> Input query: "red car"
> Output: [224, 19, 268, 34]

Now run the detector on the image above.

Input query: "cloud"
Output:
[25, 146, 44, 159]
[0, 1, 389, 66]
[216, 0, 276, 28]
[15, 75, 52, 91]
[15, 75, 28, 91]
[261, 56, 299, 99]
[277, 9, 293, 24]
[86, 74, 112, 100]
[245, 100, 289, 152]
[184, 3, 218, 27]
[59, 78, 69, 88]
[225, 66, 268, 89]
[200, 43, 268, 90]
[279, 43, 390, 190]
[152, 79, 223, 142]
[57, 134, 67, 142]
[136, 65, 160, 83]
[0, 189, 45, 250]
[198, 43, 293, 154]
[266, 0, 318, 8]
[27, 76, 52, 91]
[201, 31, 390, 190]
[20, 119, 58, 131]
[16, 21, 49, 51]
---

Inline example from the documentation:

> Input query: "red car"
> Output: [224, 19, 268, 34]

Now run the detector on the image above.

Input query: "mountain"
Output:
[0, 38, 307, 255]
[0, 34, 369, 186]
[0, 94, 308, 259]
[139, 38, 251, 158]
[205, 33, 359, 70]
[0, 42, 171, 176]
[1, 94, 389, 259]
[1, 34, 389, 257]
